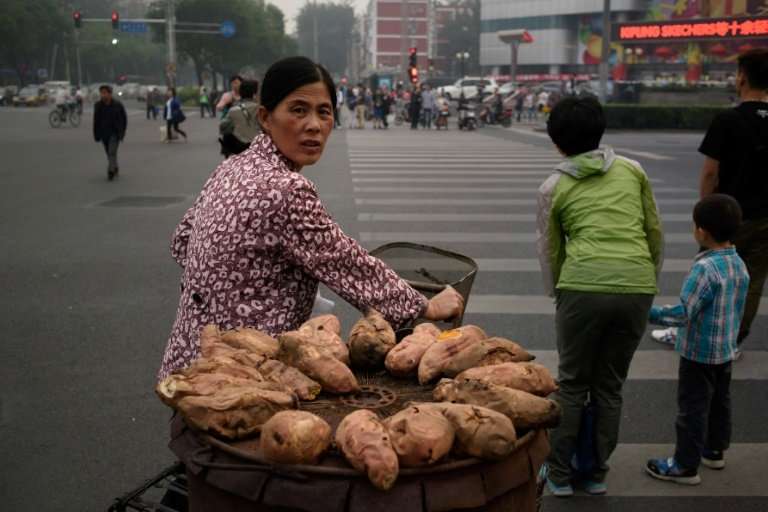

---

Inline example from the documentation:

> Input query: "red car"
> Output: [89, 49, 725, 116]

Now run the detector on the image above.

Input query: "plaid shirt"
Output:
[649, 247, 749, 365]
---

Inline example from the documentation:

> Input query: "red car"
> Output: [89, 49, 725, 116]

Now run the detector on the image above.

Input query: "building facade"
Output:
[364, 0, 432, 75]
[480, 0, 768, 82]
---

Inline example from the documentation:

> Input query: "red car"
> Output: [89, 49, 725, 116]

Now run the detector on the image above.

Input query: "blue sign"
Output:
[119, 21, 148, 33]
[220, 20, 236, 38]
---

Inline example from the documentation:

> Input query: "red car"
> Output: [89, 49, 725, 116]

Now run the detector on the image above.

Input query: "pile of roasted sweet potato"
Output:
[156, 312, 561, 491]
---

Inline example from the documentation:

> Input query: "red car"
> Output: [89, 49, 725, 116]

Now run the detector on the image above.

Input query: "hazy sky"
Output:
[274, 0, 369, 33]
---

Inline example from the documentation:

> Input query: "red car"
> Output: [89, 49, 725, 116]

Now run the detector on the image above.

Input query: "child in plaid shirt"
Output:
[646, 194, 750, 485]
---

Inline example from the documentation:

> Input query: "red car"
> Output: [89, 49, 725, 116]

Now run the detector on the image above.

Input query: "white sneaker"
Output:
[651, 327, 677, 346]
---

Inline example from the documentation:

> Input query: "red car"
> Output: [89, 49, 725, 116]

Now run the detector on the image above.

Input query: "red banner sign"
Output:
[616, 16, 768, 42]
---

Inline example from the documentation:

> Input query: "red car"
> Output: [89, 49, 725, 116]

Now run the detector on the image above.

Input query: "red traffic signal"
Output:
[408, 47, 417, 56]
[408, 66, 419, 84]
[73, 10, 82, 28]
[408, 47, 418, 67]
[111, 11, 119, 29]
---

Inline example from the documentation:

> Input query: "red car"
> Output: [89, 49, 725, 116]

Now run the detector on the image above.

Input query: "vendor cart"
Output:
[108, 243, 548, 512]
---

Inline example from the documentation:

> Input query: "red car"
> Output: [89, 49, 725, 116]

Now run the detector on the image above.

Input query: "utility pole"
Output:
[50, 43, 59, 81]
[74, 29, 83, 88]
[166, 0, 177, 87]
[400, 0, 408, 84]
[599, 0, 611, 103]
[313, 2, 319, 63]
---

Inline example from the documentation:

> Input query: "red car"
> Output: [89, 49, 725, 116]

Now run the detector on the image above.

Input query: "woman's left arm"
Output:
[280, 181, 428, 328]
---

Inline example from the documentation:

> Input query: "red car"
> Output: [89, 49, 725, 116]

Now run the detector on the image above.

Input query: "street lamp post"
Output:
[456, 51, 469, 78]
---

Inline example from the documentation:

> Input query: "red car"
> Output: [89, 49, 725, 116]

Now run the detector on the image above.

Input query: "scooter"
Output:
[457, 107, 477, 131]
[435, 106, 450, 130]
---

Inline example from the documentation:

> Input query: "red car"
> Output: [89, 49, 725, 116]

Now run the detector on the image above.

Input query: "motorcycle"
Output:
[457, 107, 477, 131]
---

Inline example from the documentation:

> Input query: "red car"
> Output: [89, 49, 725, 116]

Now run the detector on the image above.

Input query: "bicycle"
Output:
[49, 103, 81, 128]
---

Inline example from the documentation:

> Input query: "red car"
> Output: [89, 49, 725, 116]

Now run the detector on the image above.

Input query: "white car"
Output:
[439, 77, 499, 100]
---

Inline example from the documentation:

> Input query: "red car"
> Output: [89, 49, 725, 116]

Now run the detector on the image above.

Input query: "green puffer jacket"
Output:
[536, 147, 664, 296]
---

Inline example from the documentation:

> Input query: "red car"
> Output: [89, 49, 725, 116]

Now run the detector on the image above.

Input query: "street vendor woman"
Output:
[158, 57, 464, 380]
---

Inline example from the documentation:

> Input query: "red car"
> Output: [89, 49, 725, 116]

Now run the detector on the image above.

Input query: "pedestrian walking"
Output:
[199, 86, 212, 118]
[355, 84, 366, 129]
[524, 92, 535, 121]
[335, 85, 345, 128]
[372, 87, 384, 129]
[146, 87, 158, 120]
[514, 91, 524, 122]
[652, 49, 768, 357]
[219, 80, 261, 158]
[409, 85, 422, 130]
[645, 194, 749, 486]
[536, 96, 664, 497]
[382, 88, 393, 129]
[216, 75, 243, 118]
[93, 85, 127, 181]
[347, 86, 358, 129]
[421, 84, 435, 129]
[164, 88, 187, 143]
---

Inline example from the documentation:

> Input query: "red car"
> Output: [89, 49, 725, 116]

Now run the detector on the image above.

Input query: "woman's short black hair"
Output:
[260, 56, 336, 113]
[99, 84, 112, 93]
[230, 75, 243, 84]
[239, 80, 258, 100]
[737, 48, 768, 90]
[693, 194, 743, 243]
[547, 96, 606, 156]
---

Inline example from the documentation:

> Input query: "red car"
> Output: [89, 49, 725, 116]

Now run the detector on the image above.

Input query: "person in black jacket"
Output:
[93, 85, 127, 180]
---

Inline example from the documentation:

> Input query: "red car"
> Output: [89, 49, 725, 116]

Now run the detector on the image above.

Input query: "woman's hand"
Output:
[423, 286, 465, 321]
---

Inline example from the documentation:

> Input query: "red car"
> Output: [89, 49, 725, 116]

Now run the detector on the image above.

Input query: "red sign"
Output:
[616, 16, 768, 42]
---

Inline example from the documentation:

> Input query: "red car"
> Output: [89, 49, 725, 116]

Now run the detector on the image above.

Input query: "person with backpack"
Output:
[163, 88, 187, 142]
[219, 80, 261, 158]
[652, 49, 768, 357]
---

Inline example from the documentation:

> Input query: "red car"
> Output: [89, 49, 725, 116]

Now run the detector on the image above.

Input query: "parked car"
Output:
[43, 81, 72, 103]
[13, 85, 47, 107]
[0, 85, 18, 106]
[439, 77, 500, 100]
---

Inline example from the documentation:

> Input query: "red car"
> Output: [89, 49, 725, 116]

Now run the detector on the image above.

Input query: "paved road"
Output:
[0, 107, 765, 511]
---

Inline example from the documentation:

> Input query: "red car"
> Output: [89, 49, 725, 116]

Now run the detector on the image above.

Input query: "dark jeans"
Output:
[733, 218, 768, 345]
[547, 290, 653, 485]
[102, 135, 119, 174]
[674, 357, 732, 470]
[410, 108, 421, 129]
[167, 120, 187, 139]
[146, 105, 157, 120]
[200, 103, 212, 118]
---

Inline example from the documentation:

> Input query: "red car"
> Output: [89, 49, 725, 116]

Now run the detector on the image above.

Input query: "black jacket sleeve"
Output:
[118, 102, 127, 140]
[93, 103, 100, 142]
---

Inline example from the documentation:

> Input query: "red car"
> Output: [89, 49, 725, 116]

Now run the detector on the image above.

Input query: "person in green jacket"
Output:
[536, 96, 664, 497]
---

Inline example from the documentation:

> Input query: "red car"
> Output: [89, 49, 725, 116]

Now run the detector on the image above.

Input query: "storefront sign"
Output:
[616, 16, 768, 42]
[495, 73, 592, 83]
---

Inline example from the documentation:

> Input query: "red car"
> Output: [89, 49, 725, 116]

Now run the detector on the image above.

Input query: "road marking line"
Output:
[355, 198, 693, 205]
[528, 350, 767, 380]
[354, 186, 695, 194]
[354, 177, 550, 184]
[616, 147, 675, 161]
[357, 213, 693, 223]
[351, 170, 554, 176]
[350, 163, 559, 168]
[372, 256, 695, 272]
[360, 232, 693, 243]
[466, 294, 768, 315]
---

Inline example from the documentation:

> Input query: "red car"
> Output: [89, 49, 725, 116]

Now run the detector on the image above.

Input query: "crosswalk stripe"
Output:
[356, 198, 694, 206]
[528, 350, 767, 380]
[360, 232, 694, 243]
[350, 157, 563, 163]
[350, 163, 559, 168]
[354, 186, 696, 194]
[371, 256, 695, 272]
[466, 295, 768, 315]
[351, 170, 554, 175]
[358, 213, 693, 223]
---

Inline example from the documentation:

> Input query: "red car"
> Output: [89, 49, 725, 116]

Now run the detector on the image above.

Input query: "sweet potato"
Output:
[414, 323, 442, 337]
[258, 359, 322, 401]
[417, 325, 487, 384]
[456, 362, 558, 397]
[433, 379, 561, 429]
[335, 410, 399, 491]
[199, 324, 222, 357]
[298, 325, 350, 365]
[260, 411, 332, 464]
[349, 310, 396, 369]
[181, 356, 265, 382]
[384, 405, 455, 467]
[278, 330, 359, 394]
[420, 402, 517, 460]
[442, 337, 534, 378]
[302, 314, 342, 336]
[219, 327, 280, 358]
[385, 328, 440, 377]
[175, 385, 298, 439]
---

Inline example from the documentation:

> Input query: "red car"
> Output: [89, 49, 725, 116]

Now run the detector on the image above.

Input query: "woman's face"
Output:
[259, 82, 334, 169]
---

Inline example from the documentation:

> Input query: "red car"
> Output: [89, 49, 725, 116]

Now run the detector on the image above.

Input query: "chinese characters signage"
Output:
[616, 16, 768, 41]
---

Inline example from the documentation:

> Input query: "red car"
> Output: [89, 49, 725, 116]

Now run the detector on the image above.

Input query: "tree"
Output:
[296, 1, 356, 75]
[439, 0, 481, 76]
[0, 0, 71, 85]
[147, 0, 295, 86]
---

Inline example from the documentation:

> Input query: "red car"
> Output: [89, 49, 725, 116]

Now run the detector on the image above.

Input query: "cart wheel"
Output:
[69, 110, 81, 127]
[49, 110, 62, 128]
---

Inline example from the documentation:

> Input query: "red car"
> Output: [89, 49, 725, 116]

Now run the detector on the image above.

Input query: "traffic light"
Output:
[111, 11, 119, 30]
[408, 47, 417, 68]
[73, 10, 82, 29]
[408, 66, 419, 84]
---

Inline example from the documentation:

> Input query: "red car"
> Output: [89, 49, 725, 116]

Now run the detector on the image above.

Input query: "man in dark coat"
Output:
[409, 84, 423, 130]
[93, 85, 127, 180]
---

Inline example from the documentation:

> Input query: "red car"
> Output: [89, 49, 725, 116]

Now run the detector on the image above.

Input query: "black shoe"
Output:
[701, 449, 726, 470]
[107, 171, 115, 181]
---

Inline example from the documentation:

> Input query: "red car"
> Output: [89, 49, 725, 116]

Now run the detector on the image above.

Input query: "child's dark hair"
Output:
[737, 48, 768, 90]
[546, 96, 606, 156]
[239, 80, 258, 100]
[693, 194, 743, 243]
[260, 57, 336, 113]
